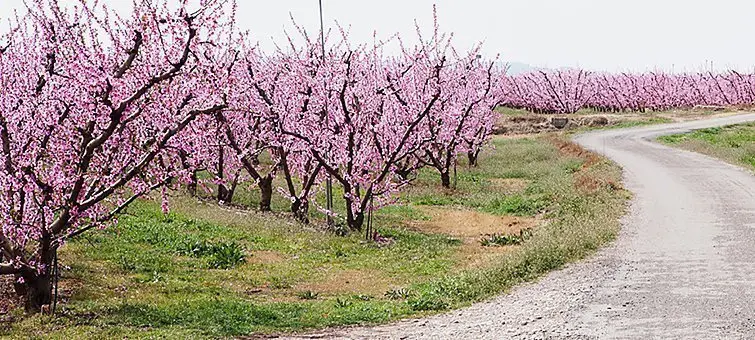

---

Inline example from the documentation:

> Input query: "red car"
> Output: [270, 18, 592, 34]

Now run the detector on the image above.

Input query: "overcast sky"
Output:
[2, 0, 754, 73]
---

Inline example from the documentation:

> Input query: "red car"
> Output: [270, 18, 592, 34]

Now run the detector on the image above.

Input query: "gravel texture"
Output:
[288, 114, 755, 340]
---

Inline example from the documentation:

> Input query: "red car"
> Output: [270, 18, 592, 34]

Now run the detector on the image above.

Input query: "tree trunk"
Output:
[467, 150, 479, 167]
[346, 210, 365, 231]
[291, 198, 309, 224]
[258, 175, 273, 212]
[217, 144, 230, 202]
[23, 273, 52, 313]
[395, 167, 413, 181]
[217, 184, 232, 203]
[440, 171, 451, 188]
[218, 172, 239, 203]
[187, 170, 198, 197]
[13, 274, 26, 297]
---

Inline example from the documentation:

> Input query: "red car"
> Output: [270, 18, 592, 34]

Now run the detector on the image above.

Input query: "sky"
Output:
[2, 0, 755, 73]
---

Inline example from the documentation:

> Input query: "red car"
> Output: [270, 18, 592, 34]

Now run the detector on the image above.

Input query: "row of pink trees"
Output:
[213, 14, 506, 229]
[0, 1, 504, 311]
[504, 69, 755, 113]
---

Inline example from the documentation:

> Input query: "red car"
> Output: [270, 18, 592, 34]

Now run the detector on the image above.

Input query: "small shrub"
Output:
[334, 298, 352, 308]
[384, 288, 412, 300]
[296, 290, 319, 300]
[333, 221, 349, 237]
[352, 294, 373, 301]
[179, 240, 246, 269]
[179, 240, 214, 257]
[269, 276, 293, 289]
[479, 229, 533, 247]
[407, 294, 449, 311]
[207, 242, 245, 269]
[333, 248, 348, 258]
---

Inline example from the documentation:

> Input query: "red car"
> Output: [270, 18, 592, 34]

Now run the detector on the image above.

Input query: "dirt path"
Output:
[288, 113, 755, 339]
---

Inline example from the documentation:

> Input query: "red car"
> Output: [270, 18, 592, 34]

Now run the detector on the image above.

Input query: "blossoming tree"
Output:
[0, 0, 233, 311]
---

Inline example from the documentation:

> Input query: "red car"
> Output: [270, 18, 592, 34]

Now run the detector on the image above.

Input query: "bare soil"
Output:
[409, 206, 535, 240]
[410, 206, 539, 270]
[294, 269, 395, 297]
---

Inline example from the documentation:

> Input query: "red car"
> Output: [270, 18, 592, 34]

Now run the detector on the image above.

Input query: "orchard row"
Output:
[0, 0, 503, 310]
[505, 69, 755, 113]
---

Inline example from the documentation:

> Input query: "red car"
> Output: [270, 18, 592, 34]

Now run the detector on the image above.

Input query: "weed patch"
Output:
[479, 229, 533, 247]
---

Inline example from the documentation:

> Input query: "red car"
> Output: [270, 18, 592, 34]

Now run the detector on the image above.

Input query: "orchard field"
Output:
[2, 0, 755, 338]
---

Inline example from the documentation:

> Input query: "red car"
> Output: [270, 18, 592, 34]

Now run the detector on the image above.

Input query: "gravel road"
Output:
[290, 114, 755, 339]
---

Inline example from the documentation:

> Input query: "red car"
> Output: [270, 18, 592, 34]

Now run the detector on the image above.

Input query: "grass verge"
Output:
[658, 122, 755, 169]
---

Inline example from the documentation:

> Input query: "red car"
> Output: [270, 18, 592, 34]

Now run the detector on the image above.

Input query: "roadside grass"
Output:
[495, 107, 530, 116]
[658, 122, 755, 169]
[607, 116, 674, 129]
[562, 116, 674, 136]
[1, 135, 629, 339]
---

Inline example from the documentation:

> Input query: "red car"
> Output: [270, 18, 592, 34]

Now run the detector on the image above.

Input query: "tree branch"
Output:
[114, 31, 143, 78]
[0, 263, 19, 275]
[78, 103, 226, 213]
[57, 178, 169, 245]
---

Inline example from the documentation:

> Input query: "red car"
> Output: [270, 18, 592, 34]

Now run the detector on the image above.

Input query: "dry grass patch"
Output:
[410, 206, 537, 241]
[408, 206, 539, 270]
[247, 250, 287, 265]
[548, 137, 623, 194]
[294, 269, 395, 297]
[574, 172, 622, 194]
[548, 136, 600, 168]
[454, 240, 514, 270]
[489, 178, 530, 194]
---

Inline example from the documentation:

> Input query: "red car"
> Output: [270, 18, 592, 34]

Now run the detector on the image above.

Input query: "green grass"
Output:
[1, 136, 628, 339]
[609, 116, 674, 129]
[495, 107, 530, 116]
[402, 137, 562, 215]
[659, 122, 755, 169]
[565, 116, 674, 136]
